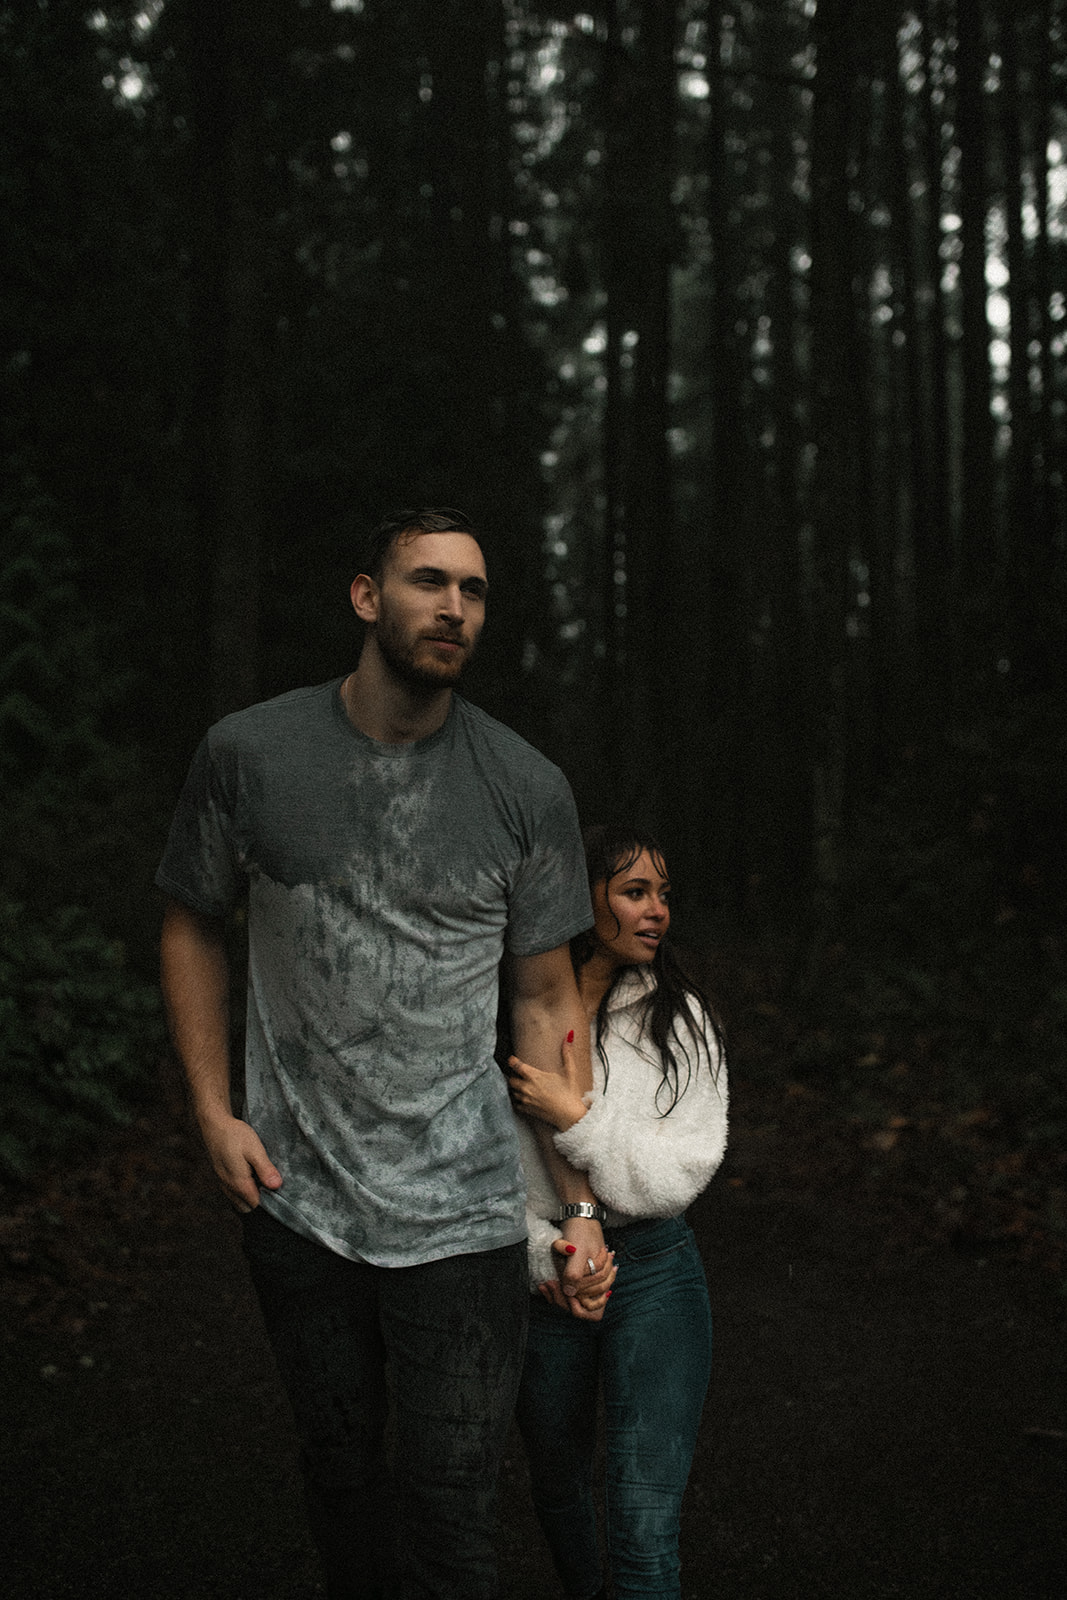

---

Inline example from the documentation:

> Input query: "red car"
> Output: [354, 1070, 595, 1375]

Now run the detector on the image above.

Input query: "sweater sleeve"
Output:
[553, 1017, 727, 1219]
[513, 1112, 565, 1290]
[524, 1208, 562, 1289]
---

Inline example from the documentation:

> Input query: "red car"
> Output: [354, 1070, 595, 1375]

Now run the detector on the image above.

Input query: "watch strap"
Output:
[554, 1201, 608, 1225]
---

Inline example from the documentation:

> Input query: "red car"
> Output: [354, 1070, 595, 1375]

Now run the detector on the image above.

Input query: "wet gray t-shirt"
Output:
[156, 682, 591, 1266]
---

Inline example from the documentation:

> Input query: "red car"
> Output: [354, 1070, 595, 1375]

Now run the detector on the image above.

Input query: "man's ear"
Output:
[350, 573, 379, 623]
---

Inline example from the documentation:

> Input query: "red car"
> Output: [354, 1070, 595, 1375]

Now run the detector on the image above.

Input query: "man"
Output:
[157, 508, 612, 1600]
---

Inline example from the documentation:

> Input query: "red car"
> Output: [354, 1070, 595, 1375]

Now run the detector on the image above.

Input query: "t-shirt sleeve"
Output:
[504, 766, 591, 956]
[154, 733, 242, 917]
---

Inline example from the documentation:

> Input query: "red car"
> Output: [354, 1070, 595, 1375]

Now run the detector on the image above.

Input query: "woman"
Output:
[507, 823, 728, 1600]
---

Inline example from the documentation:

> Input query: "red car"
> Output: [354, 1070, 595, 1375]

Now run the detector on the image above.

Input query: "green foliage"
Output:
[737, 695, 1067, 1269]
[0, 895, 164, 1181]
[0, 477, 151, 916]
[0, 478, 164, 1177]
[780, 698, 1067, 1136]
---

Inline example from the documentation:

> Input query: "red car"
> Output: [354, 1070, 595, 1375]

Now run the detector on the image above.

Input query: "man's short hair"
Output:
[363, 507, 482, 584]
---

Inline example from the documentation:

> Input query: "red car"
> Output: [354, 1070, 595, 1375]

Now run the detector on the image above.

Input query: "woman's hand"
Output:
[507, 1033, 589, 1131]
[538, 1239, 617, 1320]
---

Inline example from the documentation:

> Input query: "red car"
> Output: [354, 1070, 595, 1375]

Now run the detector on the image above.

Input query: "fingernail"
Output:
[566, 1029, 574, 1043]
[564, 1245, 577, 1255]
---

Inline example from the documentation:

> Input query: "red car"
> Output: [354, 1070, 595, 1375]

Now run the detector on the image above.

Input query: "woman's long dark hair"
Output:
[573, 824, 725, 1114]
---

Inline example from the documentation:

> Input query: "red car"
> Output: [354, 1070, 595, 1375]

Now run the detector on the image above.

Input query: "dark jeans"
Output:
[515, 1215, 712, 1600]
[241, 1206, 528, 1600]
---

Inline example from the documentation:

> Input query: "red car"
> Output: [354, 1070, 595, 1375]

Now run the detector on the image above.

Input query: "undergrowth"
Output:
[732, 694, 1067, 1276]
[0, 477, 165, 1180]
[0, 897, 164, 1180]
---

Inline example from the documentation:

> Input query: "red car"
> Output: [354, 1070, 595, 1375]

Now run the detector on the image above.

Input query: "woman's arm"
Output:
[507, 1032, 588, 1131]
[508, 945, 613, 1317]
[554, 1007, 728, 1218]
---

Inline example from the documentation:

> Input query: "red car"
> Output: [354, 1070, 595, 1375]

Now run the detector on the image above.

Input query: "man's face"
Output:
[369, 530, 488, 692]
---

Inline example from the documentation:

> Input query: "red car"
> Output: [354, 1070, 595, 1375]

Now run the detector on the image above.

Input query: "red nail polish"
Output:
[564, 1245, 577, 1255]
[566, 1029, 574, 1044]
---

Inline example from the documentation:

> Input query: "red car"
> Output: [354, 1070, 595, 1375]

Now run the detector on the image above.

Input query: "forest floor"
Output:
[1, 1027, 1065, 1600]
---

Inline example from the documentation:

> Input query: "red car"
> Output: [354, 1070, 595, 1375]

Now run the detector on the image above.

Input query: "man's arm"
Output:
[160, 898, 281, 1213]
[508, 944, 609, 1312]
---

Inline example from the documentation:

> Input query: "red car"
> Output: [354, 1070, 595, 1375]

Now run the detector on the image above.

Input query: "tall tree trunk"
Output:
[955, 0, 998, 612]
[601, 0, 629, 753]
[846, 50, 886, 790]
[884, 3, 951, 713]
[996, 0, 1048, 684]
[764, 42, 815, 918]
[600, 0, 677, 816]
[918, 0, 956, 703]
[422, 0, 544, 709]
[186, 0, 280, 719]
[702, 0, 750, 925]
[1012, 0, 1064, 685]
[807, 0, 865, 917]
[1030, 0, 1063, 591]
[622, 0, 677, 817]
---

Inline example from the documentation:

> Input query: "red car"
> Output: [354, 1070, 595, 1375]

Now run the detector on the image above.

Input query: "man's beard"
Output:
[374, 610, 475, 693]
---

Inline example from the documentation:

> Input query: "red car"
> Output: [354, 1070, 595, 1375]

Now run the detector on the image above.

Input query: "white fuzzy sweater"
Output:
[515, 967, 728, 1288]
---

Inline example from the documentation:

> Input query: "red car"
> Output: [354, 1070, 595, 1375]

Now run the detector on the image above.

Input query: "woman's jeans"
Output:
[242, 1205, 529, 1600]
[515, 1215, 712, 1600]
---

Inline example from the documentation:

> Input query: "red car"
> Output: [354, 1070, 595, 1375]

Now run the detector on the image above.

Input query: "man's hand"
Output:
[200, 1111, 282, 1214]
[161, 899, 282, 1215]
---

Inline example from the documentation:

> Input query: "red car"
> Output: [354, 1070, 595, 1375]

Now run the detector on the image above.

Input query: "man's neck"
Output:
[341, 655, 453, 745]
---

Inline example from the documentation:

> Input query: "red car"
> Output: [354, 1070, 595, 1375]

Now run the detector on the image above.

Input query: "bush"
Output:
[0, 477, 166, 1177]
[735, 696, 1067, 1273]
[0, 895, 164, 1180]
[0, 481, 148, 919]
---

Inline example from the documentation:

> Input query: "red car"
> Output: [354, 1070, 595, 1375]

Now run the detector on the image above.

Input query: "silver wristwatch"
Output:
[555, 1202, 608, 1225]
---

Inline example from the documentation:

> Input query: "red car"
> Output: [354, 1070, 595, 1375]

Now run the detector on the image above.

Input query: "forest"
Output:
[1, 0, 1064, 1271]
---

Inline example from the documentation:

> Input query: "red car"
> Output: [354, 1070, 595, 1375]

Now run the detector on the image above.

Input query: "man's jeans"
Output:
[515, 1214, 712, 1600]
[242, 1206, 528, 1600]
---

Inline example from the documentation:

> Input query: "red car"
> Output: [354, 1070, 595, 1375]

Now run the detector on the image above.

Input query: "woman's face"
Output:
[591, 848, 671, 968]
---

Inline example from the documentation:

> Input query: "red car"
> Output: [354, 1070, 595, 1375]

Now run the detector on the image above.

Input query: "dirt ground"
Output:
[2, 1070, 1064, 1600]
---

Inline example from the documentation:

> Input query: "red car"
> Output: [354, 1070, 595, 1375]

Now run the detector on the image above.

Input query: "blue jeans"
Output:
[242, 1206, 528, 1600]
[515, 1215, 712, 1600]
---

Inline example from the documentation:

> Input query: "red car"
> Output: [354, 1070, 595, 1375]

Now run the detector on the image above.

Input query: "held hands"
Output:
[508, 1025, 614, 1318]
[539, 1233, 617, 1320]
[199, 1111, 282, 1214]
[507, 1031, 588, 1131]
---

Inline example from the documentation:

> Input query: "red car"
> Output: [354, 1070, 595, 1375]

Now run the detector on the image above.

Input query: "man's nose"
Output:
[437, 586, 464, 618]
